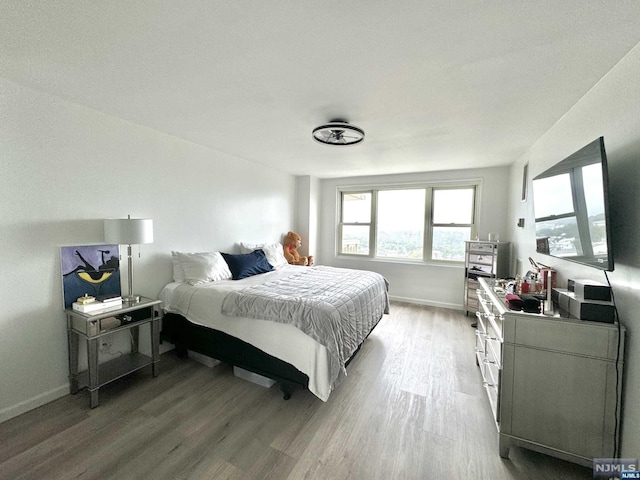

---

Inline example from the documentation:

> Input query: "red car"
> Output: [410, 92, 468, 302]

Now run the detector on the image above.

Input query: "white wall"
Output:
[0, 78, 296, 422]
[318, 167, 511, 308]
[294, 175, 320, 261]
[505, 43, 640, 457]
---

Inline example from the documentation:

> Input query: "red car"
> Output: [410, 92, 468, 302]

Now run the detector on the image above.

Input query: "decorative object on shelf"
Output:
[104, 215, 154, 303]
[61, 244, 121, 309]
[76, 294, 95, 305]
[543, 269, 555, 315]
[312, 120, 364, 146]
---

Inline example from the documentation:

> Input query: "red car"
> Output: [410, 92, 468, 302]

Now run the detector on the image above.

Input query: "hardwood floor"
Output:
[0, 303, 593, 480]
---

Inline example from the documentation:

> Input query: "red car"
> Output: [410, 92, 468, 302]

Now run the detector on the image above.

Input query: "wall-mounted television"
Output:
[532, 137, 614, 271]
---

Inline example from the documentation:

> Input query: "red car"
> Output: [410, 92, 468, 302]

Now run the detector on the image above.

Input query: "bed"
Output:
[159, 248, 389, 401]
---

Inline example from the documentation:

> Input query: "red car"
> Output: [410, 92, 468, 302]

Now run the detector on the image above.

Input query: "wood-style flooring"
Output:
[0, 303, 593, 480]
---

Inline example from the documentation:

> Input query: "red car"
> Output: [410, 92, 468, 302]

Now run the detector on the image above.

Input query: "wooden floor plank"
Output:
[0, 302, 593, 480]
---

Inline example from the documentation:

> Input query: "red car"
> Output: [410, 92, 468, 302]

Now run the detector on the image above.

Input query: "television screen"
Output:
[532, 137, 614, 271]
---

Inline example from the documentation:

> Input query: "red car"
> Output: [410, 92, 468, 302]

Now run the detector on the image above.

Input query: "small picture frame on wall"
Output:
[521, 163, 529, 202]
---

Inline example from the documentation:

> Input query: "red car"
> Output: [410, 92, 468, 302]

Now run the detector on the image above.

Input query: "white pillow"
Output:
[240, 242, 289, 269]
[172, 250, 214, 282]
[260, 243, 289, 269]
[174, 251, 232, 285]
[239, 242, 288, 269]
[240, 241, 264, 254]
[171, 251, 186, 282]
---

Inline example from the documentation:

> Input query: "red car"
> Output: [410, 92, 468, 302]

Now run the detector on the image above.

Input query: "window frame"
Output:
[428, 186, 478, 262]
[339, 190, 375, 257]
[337, 181, 480, 264]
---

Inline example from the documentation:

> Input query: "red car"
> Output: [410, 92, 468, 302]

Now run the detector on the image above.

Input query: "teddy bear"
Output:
[283, 231, 314, 266]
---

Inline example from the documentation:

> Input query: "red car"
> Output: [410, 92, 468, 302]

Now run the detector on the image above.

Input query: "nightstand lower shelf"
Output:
[72, 352, 154, 392]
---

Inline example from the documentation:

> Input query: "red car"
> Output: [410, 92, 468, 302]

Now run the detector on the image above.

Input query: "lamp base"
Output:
[123, 294, 141, 303]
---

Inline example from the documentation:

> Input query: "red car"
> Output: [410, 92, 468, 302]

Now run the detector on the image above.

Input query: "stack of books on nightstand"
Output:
[72, 294, 122, 314]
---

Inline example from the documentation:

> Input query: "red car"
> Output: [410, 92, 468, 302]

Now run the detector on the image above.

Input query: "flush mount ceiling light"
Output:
[312, 120, 365, 146]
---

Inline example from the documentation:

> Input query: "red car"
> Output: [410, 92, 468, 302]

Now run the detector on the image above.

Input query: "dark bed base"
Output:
[161, 313, 309, 399]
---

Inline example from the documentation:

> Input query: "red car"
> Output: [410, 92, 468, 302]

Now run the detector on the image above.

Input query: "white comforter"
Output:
[159, 265, 388, 401]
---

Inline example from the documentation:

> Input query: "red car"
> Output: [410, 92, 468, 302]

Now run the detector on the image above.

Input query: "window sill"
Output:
[335, 254, 464, 269]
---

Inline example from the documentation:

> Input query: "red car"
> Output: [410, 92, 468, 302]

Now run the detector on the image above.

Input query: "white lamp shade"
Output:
[104, 218, 154, 245]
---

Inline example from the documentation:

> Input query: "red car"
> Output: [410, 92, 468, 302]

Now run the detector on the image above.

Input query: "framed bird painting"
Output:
[60, 244, 121, 309]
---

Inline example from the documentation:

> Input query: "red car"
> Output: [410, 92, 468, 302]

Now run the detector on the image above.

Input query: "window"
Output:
[340, 192, 372, 255]
[338, 185, 477, 262]
[431, 187, 476, 261]
[377, 189, 425, 259]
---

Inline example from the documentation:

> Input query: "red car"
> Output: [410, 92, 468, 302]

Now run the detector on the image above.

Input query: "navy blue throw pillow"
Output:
[221, 250, 273, 280]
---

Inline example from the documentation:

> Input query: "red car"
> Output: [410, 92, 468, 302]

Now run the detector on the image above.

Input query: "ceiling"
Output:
[2, 1, 640, 178]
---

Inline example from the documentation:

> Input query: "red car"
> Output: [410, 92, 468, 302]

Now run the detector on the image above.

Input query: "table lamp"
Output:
[104, 215, 154, 303]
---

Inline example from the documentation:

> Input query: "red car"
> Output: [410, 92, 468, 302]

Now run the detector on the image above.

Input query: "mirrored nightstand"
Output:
[66, 297, 162, 408]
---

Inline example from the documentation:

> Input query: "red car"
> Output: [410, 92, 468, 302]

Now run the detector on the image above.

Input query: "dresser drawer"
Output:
[484, 367, 500, 423]
[508, 316, 616, 360]
[475, 330, 486, 356]
[468, 253, 494, 265]
[468, 242, 496, 254]
[468, 263, 493, 275]
[475, 312, 487, 335]
[484, 358, 500, 388]
[486, 335, 502, 369]
[466, 295, 479, 310]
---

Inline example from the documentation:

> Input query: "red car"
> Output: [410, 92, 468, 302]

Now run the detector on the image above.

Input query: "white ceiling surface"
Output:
[2, 2, 640, 178]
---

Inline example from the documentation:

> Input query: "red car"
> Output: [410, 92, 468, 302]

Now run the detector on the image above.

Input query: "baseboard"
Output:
[389, 295, 463, 311]
[0, 384, 68, 424]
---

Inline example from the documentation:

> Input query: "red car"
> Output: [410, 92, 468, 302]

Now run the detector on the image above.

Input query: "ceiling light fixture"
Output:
[312, 120, 365, 146]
